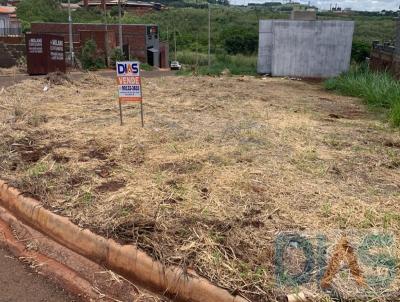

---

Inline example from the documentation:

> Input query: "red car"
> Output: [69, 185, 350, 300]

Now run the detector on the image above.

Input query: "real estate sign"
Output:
[116, 61, 142, 102]
[116, 61, 144, 126]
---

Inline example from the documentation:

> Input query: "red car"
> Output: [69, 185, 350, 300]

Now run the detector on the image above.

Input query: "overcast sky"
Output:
[229, 0, 400, 11]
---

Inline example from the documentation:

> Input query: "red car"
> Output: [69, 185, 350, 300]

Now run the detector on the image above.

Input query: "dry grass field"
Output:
[1, 73, 399, 301]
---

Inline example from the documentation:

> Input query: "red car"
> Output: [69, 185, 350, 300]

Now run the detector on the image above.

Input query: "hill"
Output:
[16, 0, 397, 74]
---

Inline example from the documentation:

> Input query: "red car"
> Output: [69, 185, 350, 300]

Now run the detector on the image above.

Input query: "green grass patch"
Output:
[176, 51, 257, 76]
[140, 63, 154, 71]
[325, 65, 400, 127]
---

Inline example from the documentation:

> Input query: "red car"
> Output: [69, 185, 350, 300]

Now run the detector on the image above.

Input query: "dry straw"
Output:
[1, 72, 399, 301]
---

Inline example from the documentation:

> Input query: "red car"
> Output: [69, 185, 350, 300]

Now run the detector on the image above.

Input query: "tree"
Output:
[351, 40, 371, 63]
[16, 0, 68, 31]
[222, 26, 258, 55]
[80, 39, 106, 70]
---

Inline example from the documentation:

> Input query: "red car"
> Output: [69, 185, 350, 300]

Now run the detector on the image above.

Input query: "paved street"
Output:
[0, 248, 75, 302]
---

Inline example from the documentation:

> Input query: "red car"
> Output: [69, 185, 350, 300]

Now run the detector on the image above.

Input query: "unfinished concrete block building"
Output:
[370, 19, 400, 79]
[257, 19, 354, 78]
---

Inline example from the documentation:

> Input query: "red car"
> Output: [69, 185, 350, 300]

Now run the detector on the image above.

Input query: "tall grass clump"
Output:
[207, 54, 257, 75]
[176, 52, 257, 76]
[176, 51, 210, 66]
[325, 64, 400, 126]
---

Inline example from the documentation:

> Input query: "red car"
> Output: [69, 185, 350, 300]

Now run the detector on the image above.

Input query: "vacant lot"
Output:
[1, 74, 399, 301]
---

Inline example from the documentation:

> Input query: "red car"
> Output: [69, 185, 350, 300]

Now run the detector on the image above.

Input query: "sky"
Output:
[229, 0, 400, 11]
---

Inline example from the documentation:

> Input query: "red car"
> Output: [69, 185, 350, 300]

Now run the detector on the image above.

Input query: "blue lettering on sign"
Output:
[121, 85, 140, 91]
[117, 62, 139, 75]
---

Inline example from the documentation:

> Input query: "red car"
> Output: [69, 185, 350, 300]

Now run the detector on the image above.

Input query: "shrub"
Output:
[110, 48, 125, 67]
[352, 40, 371, 63]
[80, 39, 106, 70]
[110, 6, 120, 17]
[222, 26, 258, 55]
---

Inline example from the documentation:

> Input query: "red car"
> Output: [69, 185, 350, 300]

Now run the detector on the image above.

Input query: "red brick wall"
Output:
[160, 41, 169, 69]
[31, 23, 148, 61]
[0, 36, 24, 44]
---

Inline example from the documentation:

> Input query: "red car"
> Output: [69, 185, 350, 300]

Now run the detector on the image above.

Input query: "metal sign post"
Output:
[116, 61, 144, 127]
[119, 99, 123, 125]
[140, 79, 144, 127]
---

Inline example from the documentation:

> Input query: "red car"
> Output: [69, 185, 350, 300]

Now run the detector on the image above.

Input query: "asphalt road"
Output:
[0, 248, 75, 302]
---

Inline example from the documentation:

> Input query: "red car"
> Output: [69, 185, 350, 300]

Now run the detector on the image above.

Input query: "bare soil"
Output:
[0, 73, 399, 301]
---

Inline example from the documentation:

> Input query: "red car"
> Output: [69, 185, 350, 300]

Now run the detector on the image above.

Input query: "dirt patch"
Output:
[383, 139, 400, 149]
[96, 179, 126, 193]
[84, 145, 110, 161]
[52, 152, 70, 163]
[159, 159, 203, 174]
[10, 136, 51, 163]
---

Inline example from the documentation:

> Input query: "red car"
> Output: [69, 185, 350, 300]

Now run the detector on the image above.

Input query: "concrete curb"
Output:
[0, 208, 98, 301]
[0, 180, 247, 302]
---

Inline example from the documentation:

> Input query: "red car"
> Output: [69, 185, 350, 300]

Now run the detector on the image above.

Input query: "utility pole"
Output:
[208, 3, 211, 68]
[118, 0, 123, 50]
[104, 2, 110, 66]
[174, 27, 177, 60]
[68, 0, 75, 65]
[195, 31, 199, 70]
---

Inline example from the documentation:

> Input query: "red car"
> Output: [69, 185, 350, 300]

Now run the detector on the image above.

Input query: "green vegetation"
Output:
[17, 0, 67, 31]
[176, 51, 256, 75]
[16, 0, 398, 74]
[140, 63, 154, 71]
[325, 65, 400, 126]
[16, 0, 107, 31]
[80, 40, 106, 70]
[110, 48, 126, 67]
[351, 40, 372, 63]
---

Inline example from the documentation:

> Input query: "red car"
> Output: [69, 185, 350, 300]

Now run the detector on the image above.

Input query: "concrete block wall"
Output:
[257, 20, 354, 78]
[257, 20, 273, 75]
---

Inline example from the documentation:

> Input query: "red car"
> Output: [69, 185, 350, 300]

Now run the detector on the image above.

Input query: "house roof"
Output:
[60, 3, 81, 9]
[0, 6, 16, 14]
[77, 0, 163, 8]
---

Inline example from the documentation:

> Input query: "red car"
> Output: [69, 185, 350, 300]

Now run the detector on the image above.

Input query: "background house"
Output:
[78, 0, 165, 14]
[0, 5, 22, 36]
[30, 22, 169, 68]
